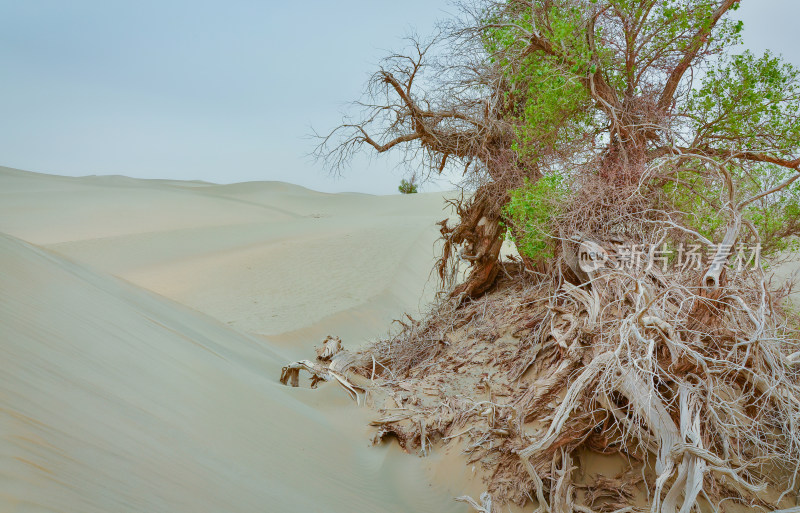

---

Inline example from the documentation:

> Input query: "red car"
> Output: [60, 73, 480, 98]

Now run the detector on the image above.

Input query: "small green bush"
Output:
[398, 178, 419, 194]
[503, 173, 567, 261]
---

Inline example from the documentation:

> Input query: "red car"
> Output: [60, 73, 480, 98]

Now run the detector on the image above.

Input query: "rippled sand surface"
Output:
[0, 167, 467, 513]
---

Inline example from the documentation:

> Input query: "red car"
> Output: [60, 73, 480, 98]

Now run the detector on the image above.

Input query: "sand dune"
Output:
[0, 233, 467, 512]
[0, 167, 472, 512]
[0, 166, 451, 354]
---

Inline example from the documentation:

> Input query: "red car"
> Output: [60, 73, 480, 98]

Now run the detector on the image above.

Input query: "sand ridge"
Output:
[0, 166, 453, 349]
[0, 166, 470, 512]
[0, 232, 466, 512]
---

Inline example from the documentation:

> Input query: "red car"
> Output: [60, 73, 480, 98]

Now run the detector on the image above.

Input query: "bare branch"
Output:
[657, 0, 739, 112]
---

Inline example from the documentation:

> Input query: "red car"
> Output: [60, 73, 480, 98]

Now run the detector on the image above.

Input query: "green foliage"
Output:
[398, 178, 419, 194]
[743, 165, 800, 254]
[503, 173, 568, 261]
[482, 1, 799, 258]
[481, 0, 747, 164]
[665, 50, 800, 254]
[635, 0, 743, 84]
[510, 56, 596, 161]
[483, 6, 599, 162]
[687, 51, 800, 156]
[663, 163, 800, 256]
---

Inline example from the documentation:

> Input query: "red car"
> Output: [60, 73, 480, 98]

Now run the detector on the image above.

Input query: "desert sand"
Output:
[0, 166, 478, 513]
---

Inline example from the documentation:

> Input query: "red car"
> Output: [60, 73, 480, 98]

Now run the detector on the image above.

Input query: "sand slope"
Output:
[0, 166, 451, 355]
[0, 167, 474, 512]
[0, 232, 465, 513]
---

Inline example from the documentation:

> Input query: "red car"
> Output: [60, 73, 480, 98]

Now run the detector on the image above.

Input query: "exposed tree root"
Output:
[456, 492, 495, 512]
[280, 249, 800, 512]
[439, 187, 506, 300]
[280, 337, 368, 404]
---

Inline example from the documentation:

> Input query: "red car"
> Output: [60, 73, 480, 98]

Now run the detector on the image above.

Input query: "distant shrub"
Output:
[398, 178, 419, 194]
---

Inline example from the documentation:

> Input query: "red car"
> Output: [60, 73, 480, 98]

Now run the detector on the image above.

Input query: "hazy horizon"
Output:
[0, 0, 797, 194]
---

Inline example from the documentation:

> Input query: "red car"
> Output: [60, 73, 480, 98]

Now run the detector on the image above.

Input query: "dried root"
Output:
[280, 337, 367, 404]
[280, 246, 800, 512]
[456, 492, 494, 513]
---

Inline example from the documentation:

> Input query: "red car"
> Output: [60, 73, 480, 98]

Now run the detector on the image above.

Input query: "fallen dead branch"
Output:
[280, 337, 368, 404]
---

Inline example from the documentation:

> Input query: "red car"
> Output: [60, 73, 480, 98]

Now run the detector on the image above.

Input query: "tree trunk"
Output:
[451, 215, 503, 298]
[440, 188, 504, 299]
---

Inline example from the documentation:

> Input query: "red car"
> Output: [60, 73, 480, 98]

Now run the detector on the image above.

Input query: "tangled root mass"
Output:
[284, 237, 800, 512]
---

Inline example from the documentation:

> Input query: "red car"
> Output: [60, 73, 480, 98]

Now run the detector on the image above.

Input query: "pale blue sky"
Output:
[0, 1, 796, 193]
